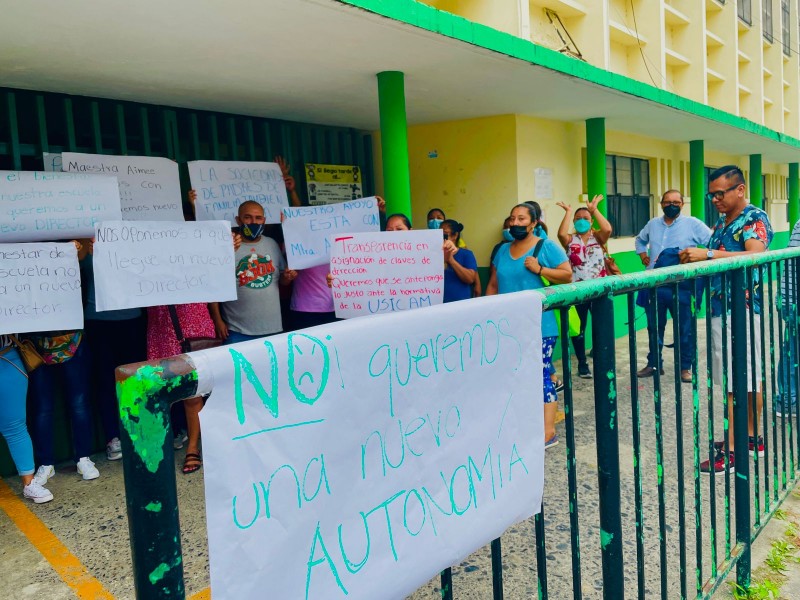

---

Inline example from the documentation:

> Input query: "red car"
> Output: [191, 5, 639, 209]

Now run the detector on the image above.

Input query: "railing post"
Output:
[730, 268, 751, 589]
[590, 294, 624, 600]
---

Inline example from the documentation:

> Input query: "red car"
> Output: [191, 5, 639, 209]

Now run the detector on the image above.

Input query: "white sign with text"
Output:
[196, 292, 544, 599]
[282, 198, 380, 270]
[188, 161, 288, 224]
[63, 153, 184, 222]
[0, 242, 83, 334]
[0, 171, 122, 242]
[92, 220, 236, 311]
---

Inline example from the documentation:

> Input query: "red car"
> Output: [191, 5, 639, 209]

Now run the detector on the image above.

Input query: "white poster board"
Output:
[92, 220, 236, 311]
[196, 292, 544, 600]
[42, 152, 62, 172]
[187, 161, 288, 224]
[0, 242, 83, 334]
[282, 198, 380, 270]
[329, 230, 444, 319]
[0, 171, 122, 242]
[62, 153, 184, 222]
[305, 163, 362, 205]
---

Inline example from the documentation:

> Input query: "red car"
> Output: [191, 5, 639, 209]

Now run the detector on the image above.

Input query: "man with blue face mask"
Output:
[635, 190, 711, 382]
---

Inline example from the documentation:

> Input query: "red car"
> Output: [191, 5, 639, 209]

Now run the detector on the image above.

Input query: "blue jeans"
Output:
[0, 348, 35, 476]
[224, 331, 266, 345]
[646, 298, 694, 370]
[29, 341, 94, 465]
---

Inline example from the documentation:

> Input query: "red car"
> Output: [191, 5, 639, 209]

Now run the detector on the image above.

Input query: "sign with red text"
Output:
[330, 230, 444, 319]
[188, 161, 288, 224]
[92, 220, 236, 311]
[195, 292, 544, 599]
[281, 198, 380, 270]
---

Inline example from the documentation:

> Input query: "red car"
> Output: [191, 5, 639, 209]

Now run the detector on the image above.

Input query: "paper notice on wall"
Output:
[0, 242, 83, 334]
[534, 167, 553, 200]
[188, 161, 288, 224]
[92, 220, 236, 311]
[281, 198, 380, 270]
[329, 230, 444, 319]
[195, 291, 544, 600]
[0, 171, 122, 242]
[42, 152, 62, 172]
[305, 163, 363, 205]
[62, 153, 184, 222]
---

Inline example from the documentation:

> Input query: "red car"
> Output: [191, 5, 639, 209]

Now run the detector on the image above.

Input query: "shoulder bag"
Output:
[167, 305, 222, 354]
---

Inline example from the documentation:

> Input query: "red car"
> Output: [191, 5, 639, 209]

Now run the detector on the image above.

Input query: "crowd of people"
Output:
[0, 162, 795, 504]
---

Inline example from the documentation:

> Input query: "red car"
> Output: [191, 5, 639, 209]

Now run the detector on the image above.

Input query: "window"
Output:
[738, 0, 752, 26]
[782, 0, 791, 56]
[606, 155, 651, 238]
[764, 0, 773, 42]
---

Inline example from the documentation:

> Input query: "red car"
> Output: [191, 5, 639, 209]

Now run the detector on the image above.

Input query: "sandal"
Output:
[182, 452, 202, 475]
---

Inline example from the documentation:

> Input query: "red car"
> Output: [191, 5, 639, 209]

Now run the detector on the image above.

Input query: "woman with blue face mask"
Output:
[555, 195, 613, 379]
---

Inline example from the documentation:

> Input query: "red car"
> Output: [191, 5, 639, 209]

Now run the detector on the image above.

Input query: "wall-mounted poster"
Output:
[305, 163, 362, 205]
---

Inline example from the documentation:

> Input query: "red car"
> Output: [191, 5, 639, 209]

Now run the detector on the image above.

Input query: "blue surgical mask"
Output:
[502, 228, 514, 242]
[574, 219, 591, 234]
[240, 223, 265, 241]
[428, 218, 443, 230]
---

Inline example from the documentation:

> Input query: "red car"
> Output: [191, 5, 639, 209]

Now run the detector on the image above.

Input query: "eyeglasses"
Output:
[705, 183, 741, 203]
[660, 200, 682, 206]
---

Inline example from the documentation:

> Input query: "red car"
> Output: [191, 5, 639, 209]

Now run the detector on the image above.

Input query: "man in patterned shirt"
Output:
[680, 165, 773, 474]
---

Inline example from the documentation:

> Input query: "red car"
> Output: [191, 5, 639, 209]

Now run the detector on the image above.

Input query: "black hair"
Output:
[385, 213, 412, 229]
[513, 202, 541, 223]
[427, 207, 446, 219]
[660, 189, 684, 202]
[441, 219, 464, 241]
[574, 206, 591, 218]
[708, 165, 745, 187]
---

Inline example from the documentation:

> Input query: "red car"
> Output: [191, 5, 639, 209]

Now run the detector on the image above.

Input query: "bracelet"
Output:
[537, 265, 544, 275]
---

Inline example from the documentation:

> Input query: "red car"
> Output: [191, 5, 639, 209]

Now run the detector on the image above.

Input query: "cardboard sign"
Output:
[0, 171, 122, 242]
[0, 242, 83, 334]
[196, 292, 544, 599]
[282, 198, 380, 270]
[306, 163, 363, 205]
[188, 161, 288, 224]
[62, 153, 184, 222]
[92, 220, 236, 311]
[329, 230, 444, 318]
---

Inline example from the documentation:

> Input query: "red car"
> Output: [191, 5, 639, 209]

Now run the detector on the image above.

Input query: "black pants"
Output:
[571, 302, 592, 366]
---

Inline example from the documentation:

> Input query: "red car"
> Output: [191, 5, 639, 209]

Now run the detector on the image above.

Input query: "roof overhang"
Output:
[2, 0, 799, 162]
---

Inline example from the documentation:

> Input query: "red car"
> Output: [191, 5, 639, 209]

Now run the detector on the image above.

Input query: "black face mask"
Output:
[509, 225, 529, 241]
[663, 205, 681, 219]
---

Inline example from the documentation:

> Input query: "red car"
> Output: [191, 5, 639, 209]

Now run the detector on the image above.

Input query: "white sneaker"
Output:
[23, 480, 53, 504]
[33, 465, 55, 486]
[173, 432, 188, 450]
[76, 457, 100, 480]
[106, 437, 122, 461]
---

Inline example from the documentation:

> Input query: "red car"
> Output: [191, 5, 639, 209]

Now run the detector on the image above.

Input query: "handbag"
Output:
[9, 335, 45, 372]
[167, 305, 222, 354]
[601, 244, 622, 276]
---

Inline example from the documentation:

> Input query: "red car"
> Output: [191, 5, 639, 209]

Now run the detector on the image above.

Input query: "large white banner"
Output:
[329, 230, 444, 319]
[62, 153, 184, 222]
[187, 161, 288, 224]
[0, 242, 83, 334]
[92, 220, 237, 311]
[0, 171, 122, 242]
[195, 292, 544, 600]
[282, 198, 380, 270]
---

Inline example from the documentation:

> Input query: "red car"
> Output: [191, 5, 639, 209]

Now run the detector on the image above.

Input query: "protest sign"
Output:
[0, 171, 122, 242]
[188, 161, 288, 224]
[42, 152, 62, 172]
[63, 153, 184, 222]
[305, 163, 362, 205]
[0, 242, 83, 334]
[92, 220, 236, 311]
[282, 198, 380, 270]
[195, 292, 544, 599]
[329, 230, 444, 319]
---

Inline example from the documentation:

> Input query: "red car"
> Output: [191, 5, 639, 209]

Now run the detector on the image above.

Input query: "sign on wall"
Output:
[196, 292, 544, 599]
[62, 153, 184, 222]
[0, 242, 83, 334]
[0, 171, 122, 242]
[92, 220, 236, 311]
[306, 163, 362, 205]
[329, 230, 444, 319]
[188, 161, 288, 224]
[281, 198, 380, 270]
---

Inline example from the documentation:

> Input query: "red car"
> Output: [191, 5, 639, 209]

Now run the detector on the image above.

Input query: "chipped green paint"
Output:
[145, 501, 162, 513]
[148, 556, 182, 585]
[600, 529, 614, 550]
[609, 410, 616, 430]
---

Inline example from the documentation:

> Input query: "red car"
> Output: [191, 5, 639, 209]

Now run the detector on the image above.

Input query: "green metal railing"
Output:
[116, 248, 800, 598]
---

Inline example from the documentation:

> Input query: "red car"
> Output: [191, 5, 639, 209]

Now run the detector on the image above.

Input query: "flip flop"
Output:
[182, 452, 202, 475]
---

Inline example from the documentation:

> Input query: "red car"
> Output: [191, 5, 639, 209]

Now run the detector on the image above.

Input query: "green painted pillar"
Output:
[750, 154, 763, 209]
[690, 140, 705, 221]
[789, 163, 799, 227]
[377, 71, 412, 219]
[586, 118, 607, 216]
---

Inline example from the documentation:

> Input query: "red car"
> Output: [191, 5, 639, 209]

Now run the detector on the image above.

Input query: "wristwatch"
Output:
[706, 249, 714, 260]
